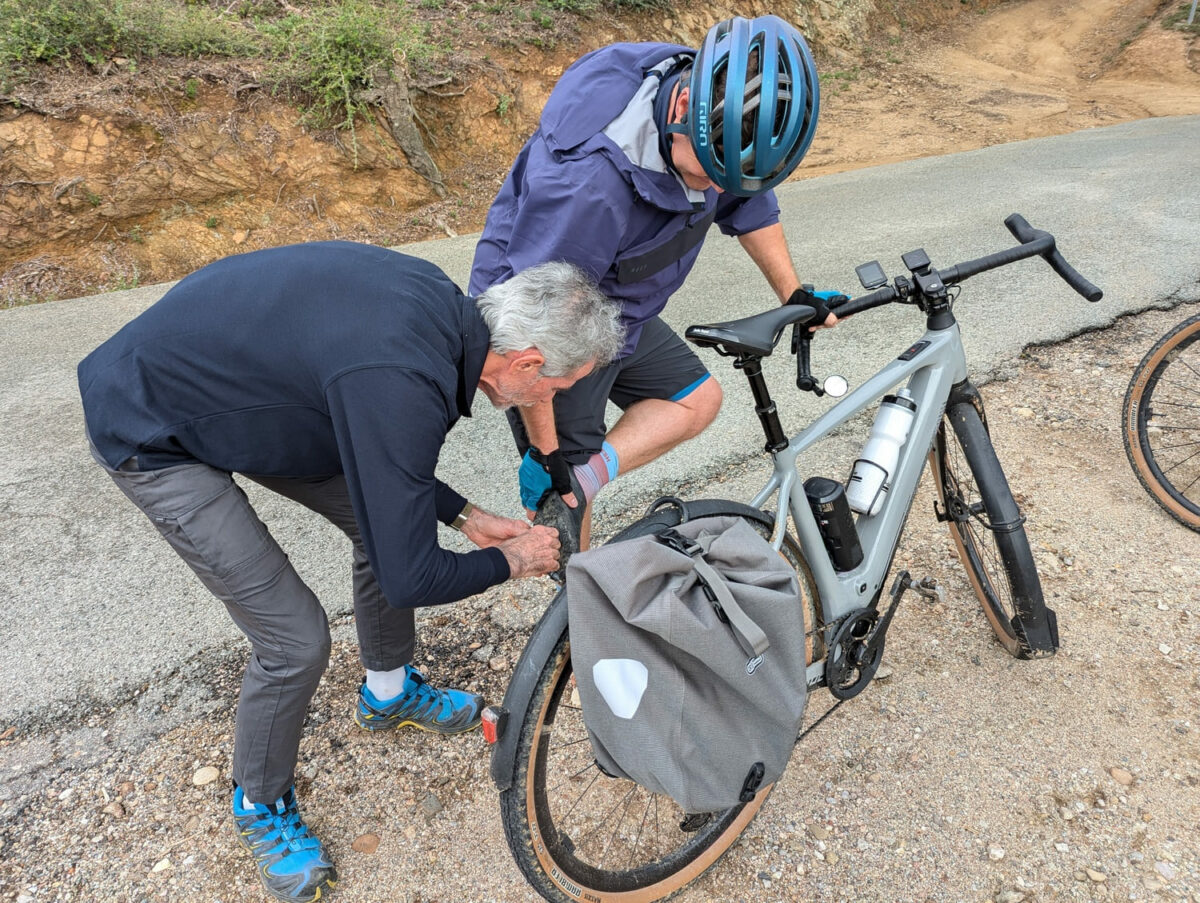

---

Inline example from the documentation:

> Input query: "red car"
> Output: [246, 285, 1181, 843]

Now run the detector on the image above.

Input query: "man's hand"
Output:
[459, 506, 530, 549]
[498, 525, 562, 579]
[787, 286, 847, 331]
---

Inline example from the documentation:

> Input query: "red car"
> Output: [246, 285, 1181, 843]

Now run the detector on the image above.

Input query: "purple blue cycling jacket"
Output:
[469, 42, 781, 357]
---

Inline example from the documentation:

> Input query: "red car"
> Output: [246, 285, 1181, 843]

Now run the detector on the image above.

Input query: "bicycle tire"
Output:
[931, 401, 1058, 658]
[499, 500, 817, 903]
[1122, 314, 1200, 532]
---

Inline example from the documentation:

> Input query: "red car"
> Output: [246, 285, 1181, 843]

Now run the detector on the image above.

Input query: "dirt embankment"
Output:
[2, 0, 1196, 305]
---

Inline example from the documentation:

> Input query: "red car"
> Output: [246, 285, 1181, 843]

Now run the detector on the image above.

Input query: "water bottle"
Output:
[846, 388, 917, 516]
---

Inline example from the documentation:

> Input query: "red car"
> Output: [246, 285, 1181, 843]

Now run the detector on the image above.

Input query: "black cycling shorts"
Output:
[506, 316, 712, 464]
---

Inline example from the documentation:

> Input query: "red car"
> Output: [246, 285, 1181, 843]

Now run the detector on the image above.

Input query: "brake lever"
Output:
[792, 326, 824, 396]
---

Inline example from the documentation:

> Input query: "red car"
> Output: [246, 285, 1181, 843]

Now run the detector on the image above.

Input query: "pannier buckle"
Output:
[658, 530, 729, 624]
[656, 528, 703, 557]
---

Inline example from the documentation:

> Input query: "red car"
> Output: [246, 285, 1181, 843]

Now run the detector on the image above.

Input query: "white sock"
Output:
[366, 665, 409, 701]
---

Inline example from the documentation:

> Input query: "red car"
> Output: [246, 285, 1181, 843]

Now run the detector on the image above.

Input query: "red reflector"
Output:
[481, 705, 504, 745]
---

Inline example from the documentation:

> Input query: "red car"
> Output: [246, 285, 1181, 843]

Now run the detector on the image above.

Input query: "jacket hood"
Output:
[540, 42, 693, 153]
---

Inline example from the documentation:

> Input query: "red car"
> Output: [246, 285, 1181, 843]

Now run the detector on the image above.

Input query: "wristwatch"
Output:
[451, 501, 475, 532]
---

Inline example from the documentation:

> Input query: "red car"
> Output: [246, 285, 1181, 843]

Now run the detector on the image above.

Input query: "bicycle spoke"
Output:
[629, 790, 655, 868]
[597, 785, 640, 863]
[550, 761, 602, 805]
[548, 735, 594, 753]
[1147, 398, 1200, 412]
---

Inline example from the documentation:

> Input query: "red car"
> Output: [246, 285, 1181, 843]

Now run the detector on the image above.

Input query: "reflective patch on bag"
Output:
[592, 659, 649, 719]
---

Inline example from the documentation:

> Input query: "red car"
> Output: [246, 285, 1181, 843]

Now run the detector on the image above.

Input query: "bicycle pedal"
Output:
[679, 812, 712, 833]
[912, 576, 944, 604]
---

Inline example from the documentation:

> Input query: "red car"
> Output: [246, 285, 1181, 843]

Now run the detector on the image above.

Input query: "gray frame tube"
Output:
[750, 325, 968, 650]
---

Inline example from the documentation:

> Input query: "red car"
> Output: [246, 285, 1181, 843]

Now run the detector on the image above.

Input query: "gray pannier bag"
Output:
[566, 514, 810, 814]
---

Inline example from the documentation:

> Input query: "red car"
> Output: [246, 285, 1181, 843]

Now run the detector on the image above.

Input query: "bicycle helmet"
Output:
[684, 16, 820, 197]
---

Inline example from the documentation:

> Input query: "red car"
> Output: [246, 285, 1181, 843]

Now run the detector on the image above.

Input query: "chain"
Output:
[797, 697, 846, 743]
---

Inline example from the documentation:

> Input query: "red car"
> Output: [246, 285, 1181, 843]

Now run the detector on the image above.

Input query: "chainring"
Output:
[824, 607, 883, 700]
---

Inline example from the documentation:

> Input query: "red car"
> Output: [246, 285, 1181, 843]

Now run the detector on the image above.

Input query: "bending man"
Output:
[78, 243, 622, 902]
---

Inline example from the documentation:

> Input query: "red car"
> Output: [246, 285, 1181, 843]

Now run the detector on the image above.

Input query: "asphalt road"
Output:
[1, 115, 1197, 744]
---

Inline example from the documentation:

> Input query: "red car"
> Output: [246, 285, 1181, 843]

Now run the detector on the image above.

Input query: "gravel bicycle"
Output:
[482, 214, 1102, 903]
[1122, 313, 1200, 532]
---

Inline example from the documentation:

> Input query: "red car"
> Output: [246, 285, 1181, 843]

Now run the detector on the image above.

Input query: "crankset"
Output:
[824, 570, 915, 700]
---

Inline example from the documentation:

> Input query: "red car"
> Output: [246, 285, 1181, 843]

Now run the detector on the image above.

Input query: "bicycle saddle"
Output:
[685, 304, 816, 357]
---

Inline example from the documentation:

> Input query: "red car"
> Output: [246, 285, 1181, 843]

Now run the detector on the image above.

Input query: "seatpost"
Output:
[735, 354, 788, 453]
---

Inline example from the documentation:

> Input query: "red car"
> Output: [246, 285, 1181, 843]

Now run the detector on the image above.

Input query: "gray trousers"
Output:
[92, 446, 415, 801]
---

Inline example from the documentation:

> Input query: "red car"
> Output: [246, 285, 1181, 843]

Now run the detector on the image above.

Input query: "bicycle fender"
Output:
[946, 378, 987, 425]
[489, 588, 570, 791]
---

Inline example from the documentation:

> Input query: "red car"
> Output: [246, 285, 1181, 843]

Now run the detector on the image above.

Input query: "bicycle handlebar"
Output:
[1001, 213, 1103, 301]
[830, 284, 898, 319]
[834, 213, 1102, 320]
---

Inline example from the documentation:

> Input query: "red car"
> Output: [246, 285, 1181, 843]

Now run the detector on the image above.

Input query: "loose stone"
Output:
[192, 766, 219, 787]
[352, 833, 380, 854]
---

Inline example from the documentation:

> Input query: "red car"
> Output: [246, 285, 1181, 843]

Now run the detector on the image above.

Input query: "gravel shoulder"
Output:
[2, 301, 1199, 903]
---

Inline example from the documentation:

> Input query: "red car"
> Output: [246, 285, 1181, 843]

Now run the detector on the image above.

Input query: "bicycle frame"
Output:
[749, 320, 969, 688]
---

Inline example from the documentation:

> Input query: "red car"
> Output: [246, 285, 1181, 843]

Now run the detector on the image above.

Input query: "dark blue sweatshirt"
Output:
[78, 241, 509, 608]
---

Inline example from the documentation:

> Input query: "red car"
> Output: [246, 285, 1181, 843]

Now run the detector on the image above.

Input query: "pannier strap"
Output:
[657, 529, 770, 659]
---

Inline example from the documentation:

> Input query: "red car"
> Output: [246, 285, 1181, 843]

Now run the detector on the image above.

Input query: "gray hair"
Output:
[475, 262, 625, 377]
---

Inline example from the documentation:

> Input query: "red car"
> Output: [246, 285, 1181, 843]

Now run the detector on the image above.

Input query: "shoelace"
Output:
[405, 675, 450, 720]
[248, 800, 323, 853]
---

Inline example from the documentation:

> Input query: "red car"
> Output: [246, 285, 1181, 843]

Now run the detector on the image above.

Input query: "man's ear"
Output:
[674, 85, 690, 121]
[508, 348, 545, 374]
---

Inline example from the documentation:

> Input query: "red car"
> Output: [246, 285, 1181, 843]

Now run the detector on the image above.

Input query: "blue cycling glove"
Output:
[520, 447, 575, 511]
[786, 286, 849, 324]
[811, 289, 847, 303]
[519, 450, 553, 511]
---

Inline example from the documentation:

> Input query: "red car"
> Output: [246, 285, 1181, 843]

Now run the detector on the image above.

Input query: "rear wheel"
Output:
[499, 502, 816, 902]
[1122, 314, 1200, 532]
[931, 402, 1057, 658]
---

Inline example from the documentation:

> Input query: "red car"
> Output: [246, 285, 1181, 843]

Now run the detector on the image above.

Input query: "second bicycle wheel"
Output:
[931, 399, 1058, 658]
[498, 501, 816, 903]
[1122, 313, 1200, 532]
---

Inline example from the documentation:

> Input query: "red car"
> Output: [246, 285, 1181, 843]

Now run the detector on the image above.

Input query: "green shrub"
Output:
[603, 0, 669, 9]
[263, 0, 420, 132]
[0, 0, 258, 81]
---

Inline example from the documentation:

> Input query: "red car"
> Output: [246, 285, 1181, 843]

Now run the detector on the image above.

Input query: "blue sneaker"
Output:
[232, 785, 337, 902]
[354, 666, 483, 734]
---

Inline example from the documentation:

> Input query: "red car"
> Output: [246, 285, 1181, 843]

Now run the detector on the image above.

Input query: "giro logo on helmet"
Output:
[696, 102, 709, 147]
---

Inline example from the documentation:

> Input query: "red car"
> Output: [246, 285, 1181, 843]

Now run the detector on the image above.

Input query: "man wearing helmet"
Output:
[470, 15, 841, 548]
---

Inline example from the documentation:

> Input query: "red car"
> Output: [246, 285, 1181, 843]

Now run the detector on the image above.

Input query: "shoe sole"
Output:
[353, 709, 481, 735]
[232, 823, 338, 903]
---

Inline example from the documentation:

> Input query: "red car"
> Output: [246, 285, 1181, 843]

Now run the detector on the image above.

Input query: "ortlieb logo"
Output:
[746, 653, 764, 675]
